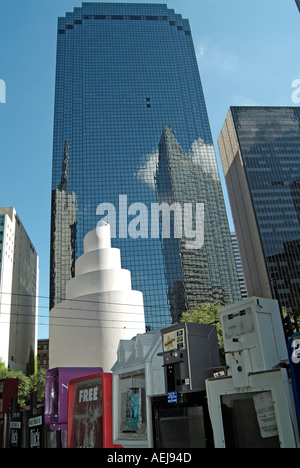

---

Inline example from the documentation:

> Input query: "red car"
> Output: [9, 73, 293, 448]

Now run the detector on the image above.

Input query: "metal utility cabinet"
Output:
[151, 322, 220, 448]
[206, 297, 300, 448]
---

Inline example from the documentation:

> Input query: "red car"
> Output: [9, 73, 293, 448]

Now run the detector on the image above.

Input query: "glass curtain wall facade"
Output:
[50, 3, 241, 328]
[219, 106, 300, 319]
[231, 232, 247, 299]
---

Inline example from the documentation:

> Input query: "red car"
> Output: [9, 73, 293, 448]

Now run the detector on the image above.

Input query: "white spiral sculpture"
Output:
[49, 223, 146, 371]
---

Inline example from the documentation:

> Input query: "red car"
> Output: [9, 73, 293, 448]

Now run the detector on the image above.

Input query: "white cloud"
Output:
[135, 138, 219, 189]
[189, 138, 218, 180]
[196, 38, 239, 76]
[135, 150, 159, 190]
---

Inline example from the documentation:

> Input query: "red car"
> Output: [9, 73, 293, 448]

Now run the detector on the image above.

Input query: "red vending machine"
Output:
[0, 379, 18, 414]
[67, 372, 121, 448]
[0, 379, 19, 448]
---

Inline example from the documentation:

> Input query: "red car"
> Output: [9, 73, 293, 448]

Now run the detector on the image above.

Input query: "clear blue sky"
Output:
[0, 0, 299, 339]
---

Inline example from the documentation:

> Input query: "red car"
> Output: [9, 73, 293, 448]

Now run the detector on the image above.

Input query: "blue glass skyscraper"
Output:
[50, 3, 241, 328]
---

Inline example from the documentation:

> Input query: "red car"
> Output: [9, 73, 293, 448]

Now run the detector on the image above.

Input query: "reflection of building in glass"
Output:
[157, 127, 241, 322]
[291, 178, 300, 224]
[219, 107, 300, 316]
[50, 141, 77, 309]
[50, 4, 241, 328]
[295, 0, 300, 14]
[267, 239, 300, 314]
[231, 232, 247, 299]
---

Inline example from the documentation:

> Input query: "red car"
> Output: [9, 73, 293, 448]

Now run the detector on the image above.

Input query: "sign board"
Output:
[28, 415, 43, 448]
[163, 328, 186, 352]
[9, 419, 22, 448]
[168, 391, 178, 404]
[288, 333, 300, 438]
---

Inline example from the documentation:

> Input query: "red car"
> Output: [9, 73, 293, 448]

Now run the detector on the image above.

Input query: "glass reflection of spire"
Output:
[58, 141, 69, 192]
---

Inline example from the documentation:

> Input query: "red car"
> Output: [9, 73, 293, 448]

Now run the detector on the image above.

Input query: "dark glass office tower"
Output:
[50, 3, 241, 327]
[219, 106, 300, 321]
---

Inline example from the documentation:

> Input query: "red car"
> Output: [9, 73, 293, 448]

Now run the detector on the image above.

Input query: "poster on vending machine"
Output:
[253, 391, 278, 439]
[125, 388, 142, 430]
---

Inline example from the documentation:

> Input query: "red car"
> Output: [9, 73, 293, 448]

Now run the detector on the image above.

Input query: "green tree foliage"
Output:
[26, 346, 37, 376]
[29, 368, 47, 403]
[180, 302, 225, 364]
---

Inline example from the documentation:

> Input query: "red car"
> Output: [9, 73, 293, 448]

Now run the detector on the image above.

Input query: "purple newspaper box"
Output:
[44, 367, 103, 431]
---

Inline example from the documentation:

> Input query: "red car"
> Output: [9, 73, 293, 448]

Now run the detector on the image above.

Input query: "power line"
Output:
[0, 292, 173, 330]
[0, 318, 147, 330]
[0, 290, 172, 312]
[0, 301, 171, 321]
[0, 307, 147, 324]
